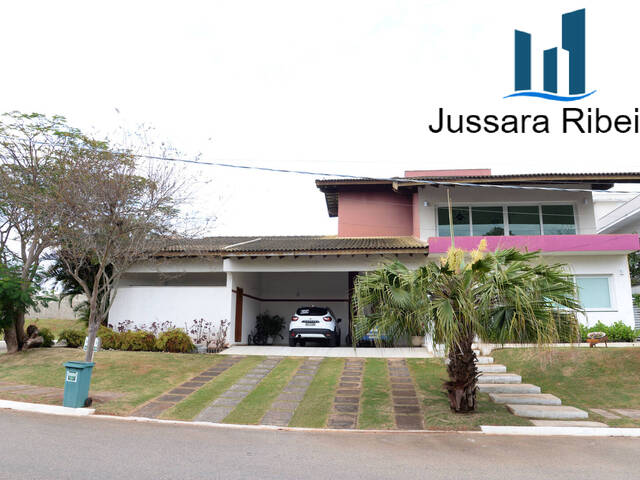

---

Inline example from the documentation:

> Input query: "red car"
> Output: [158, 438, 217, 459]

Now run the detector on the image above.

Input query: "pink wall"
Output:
[338, 191, 414, 237]
[428, 234, 640, 254]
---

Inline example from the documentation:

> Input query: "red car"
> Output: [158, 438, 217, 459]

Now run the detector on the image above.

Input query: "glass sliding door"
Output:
[437, 207, 470, 237]
[471, 206, 504, 236]
[542, 205, 576, 235]
[507, 206, 541, 236]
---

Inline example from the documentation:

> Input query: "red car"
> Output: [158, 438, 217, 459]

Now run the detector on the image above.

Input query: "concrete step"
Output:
[473, 349, 480, 356]
[489, 393, 561, 406]
[478, 383, 541, 394]
[477, 364, 507, 373]
[476, 356, 494, 364]
[506, 404, 589, 420]
[477, 373, 522, 384]
[531, 420, 609, 428]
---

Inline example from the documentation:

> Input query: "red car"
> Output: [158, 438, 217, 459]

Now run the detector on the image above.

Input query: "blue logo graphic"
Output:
[505, 8, 596, 101]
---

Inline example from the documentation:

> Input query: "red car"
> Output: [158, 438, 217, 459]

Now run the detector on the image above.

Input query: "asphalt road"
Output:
[1, 410, 639, 480]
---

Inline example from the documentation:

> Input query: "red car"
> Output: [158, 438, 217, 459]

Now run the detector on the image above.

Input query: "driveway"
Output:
[1, 410, 639, 480]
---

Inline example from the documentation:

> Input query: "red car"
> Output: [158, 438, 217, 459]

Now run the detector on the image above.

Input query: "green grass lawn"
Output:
[408, 358, 531, 430]
[289, 357, 343, 428]
[492, 347, 640, 427]
[224, 357, 305, 424]
[359, 358, 393, 429]
[161, 356, 265, 421]
[0, 348, 220, 415]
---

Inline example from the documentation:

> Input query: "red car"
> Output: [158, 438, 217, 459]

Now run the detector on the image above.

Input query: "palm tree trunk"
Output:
[443, 334, 478, 413]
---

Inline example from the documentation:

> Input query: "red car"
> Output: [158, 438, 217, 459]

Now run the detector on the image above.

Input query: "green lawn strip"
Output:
[358, 358, 393, 429]
[161, 355, 265, 421]
[492, 347, 640, 427]
[0, 349, 220, 415]
[289, 357, 344, 428]
[223, 357, 305, 424]
[407, 358, 530, 430]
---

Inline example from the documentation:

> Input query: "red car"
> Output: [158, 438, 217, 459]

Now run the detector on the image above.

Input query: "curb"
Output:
[0, 399, 95, 416]
[481, 426, 640, 437]
[3, 399, 640, 437]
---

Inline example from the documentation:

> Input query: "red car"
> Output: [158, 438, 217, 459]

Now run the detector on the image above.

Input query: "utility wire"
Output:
[1, 133, 640, 195]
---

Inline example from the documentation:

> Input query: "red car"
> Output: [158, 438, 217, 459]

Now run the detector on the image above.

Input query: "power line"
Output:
[1, 133, 640, 195]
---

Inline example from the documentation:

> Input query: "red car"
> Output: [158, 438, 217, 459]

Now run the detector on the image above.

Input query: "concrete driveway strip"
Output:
[2, 410, 639, 480]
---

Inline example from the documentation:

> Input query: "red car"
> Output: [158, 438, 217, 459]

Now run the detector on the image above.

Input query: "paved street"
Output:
[1, 410, 640, 479]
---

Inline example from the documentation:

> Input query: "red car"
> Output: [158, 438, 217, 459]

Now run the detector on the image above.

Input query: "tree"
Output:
[0, 112, 87, 352]
[52, 142, 184, 362]
[45, 253, 113, 326]
[352, 241, 582, 413]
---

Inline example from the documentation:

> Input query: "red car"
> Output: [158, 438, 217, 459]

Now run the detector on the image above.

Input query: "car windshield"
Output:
[296, 307, 328, 316]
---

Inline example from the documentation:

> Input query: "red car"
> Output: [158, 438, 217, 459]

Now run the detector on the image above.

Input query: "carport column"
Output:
[234, 287, 243, 343]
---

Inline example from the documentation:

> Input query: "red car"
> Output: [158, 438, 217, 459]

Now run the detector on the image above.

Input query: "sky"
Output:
[1, 1, 639, 236]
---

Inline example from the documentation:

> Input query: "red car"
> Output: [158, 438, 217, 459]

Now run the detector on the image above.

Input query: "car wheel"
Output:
[288, 337, 296, 347]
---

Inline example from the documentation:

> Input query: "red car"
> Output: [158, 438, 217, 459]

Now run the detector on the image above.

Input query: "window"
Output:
[437, 207, 470, 237]
[508, 206, 541, 235]
[542, 205, 576, 235]
[471, 206, 504, 236]
[575, 276, 611, 310]
[437, 204, 577, 237]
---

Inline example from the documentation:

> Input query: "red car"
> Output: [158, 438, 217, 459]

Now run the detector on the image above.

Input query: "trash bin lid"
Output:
[63, 361, 95, 369]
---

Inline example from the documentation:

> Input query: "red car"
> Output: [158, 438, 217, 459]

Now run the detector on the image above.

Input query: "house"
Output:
[109, 169, 640, 344]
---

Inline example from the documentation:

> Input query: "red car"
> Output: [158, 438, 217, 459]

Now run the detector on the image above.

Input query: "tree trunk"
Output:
[3, 323, 19, 354]
[15, 311, 26, 348]
[443, 334, 478, 413]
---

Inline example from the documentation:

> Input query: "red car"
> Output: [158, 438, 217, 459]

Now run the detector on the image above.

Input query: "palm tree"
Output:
[352, 240, 582, 413]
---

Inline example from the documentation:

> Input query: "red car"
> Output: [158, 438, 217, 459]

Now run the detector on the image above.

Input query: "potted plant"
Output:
[256, 312, 286, 344]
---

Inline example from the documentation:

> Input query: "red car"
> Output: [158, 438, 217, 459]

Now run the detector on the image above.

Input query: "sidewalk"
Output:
[220, 345, 434, 358]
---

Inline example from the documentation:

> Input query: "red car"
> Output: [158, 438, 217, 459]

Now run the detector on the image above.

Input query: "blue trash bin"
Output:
[63, 361, 95, 408]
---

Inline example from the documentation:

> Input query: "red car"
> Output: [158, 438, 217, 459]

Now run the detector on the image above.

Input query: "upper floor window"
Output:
[437, 204, 576, 237]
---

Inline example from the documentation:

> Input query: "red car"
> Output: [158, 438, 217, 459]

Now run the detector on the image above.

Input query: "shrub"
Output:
[58, 329, 86, 348]
[606, 321, 637, 342]
[38, 327, 55, 347]
[98, 326, 122, 350]
[155, 328, 194, 353]
[120, 330, 156, 351]
[580, 320, 638, 342]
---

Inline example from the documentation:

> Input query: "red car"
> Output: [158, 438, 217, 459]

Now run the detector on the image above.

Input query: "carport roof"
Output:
[159, 236, 428, 257]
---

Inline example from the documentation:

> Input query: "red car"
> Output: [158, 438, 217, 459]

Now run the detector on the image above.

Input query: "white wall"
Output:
[417, 184, 596, 239]
[109, 286, 229, 331]
[554, 254, 635, 328]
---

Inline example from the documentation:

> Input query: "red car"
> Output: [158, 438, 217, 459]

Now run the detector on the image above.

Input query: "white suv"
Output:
[288, 306, 342, 347]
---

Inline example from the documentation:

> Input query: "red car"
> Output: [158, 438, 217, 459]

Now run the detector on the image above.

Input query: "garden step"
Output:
[476, 356, 494, 364]
[489, 393, 561, 406]
[530, 420, 609, 428]
[473, 349, 481, 355]
[478, 383, 541, 394]
[477, 364, 507, 373]
[445, 357, 494, 365]
[477, 373, 521, 384]
[506, 404, 589, 420]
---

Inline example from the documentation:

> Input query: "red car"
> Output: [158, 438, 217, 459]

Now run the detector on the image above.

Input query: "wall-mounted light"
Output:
[423, 201, 429, 207]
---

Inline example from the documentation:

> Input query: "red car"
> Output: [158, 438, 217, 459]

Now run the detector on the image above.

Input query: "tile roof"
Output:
[160, 236, 428, 256]
[315, 172, 640, 216]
